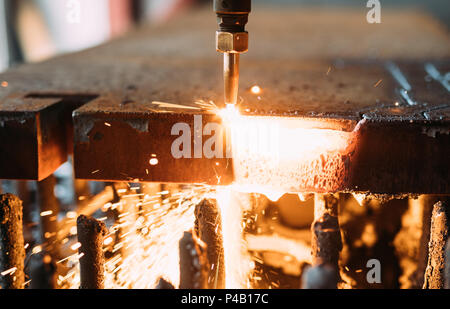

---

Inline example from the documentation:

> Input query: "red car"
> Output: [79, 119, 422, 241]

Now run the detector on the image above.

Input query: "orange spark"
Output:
[373, 79, 383, 87]
[250, 85, 262, 94]
[40, 210, 53, 217]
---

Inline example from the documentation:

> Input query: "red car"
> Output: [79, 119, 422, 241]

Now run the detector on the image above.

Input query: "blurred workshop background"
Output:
[0, 0, 449, 73]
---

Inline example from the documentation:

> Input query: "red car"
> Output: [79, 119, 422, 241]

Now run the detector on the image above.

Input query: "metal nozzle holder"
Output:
[214, 0, 251, 105]
[216, 31, 248, 54]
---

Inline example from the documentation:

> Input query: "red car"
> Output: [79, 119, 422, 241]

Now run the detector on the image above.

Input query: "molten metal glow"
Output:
[219, 105, 355, 194]
[216, 187, 253, 288]
[352, 193, 368, 206]
[218, 103, 241, 120]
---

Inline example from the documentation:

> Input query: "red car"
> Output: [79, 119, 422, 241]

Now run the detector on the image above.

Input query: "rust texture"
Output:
[446, 240, 450, 289]
[0, 8, 448, 193]
[77, 215, 108, 289]
[311, 194, 342, 270]
[348, 121, 450, 194]
[194, 199, 225, 288]
[179, 230, 209, 289]
[423, 200, 450, 289]
[73, 111, 233, 185]
[0, 194, 25, 289]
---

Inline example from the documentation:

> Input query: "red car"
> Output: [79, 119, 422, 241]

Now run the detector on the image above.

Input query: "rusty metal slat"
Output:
[0, 95, 64, 180]
[347, 119, 450, 194]
[0, 94, 96, 180]
[73, 100, 233, 185]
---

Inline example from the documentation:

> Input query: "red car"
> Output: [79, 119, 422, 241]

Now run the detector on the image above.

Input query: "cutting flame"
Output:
[218, 103, 241, 121]
[218, 103, 355, 194]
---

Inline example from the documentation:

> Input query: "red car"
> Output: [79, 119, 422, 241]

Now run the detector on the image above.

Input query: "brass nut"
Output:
[216, 31, 248, 53]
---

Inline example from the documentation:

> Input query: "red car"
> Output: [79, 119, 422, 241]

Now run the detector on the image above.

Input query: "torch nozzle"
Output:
[224, 53, 240, 105]
[214, 0, 250, 105]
